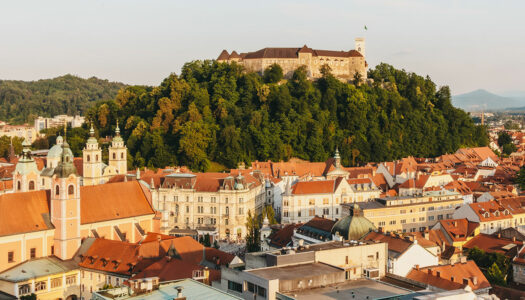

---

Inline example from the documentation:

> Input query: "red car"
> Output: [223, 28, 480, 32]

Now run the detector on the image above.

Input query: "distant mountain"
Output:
[452, 89, 525, 111]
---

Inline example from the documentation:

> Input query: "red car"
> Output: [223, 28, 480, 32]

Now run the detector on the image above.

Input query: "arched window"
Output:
[226, 206, 229, 215]
[17, 181, 21, 191]
[55, 185, 60, 196]
[28, 181, 35, 190]
[87, 155, 90, 162]
[121, 152, 124, 159]
[65, 156, 69, 163]
[112, 153, 116, 159]
[68, 185, 74, 195]
[96, 155, 99, 162]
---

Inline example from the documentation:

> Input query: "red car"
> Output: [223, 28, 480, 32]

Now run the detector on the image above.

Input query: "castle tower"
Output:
[51, 135, 81, 260]
[355, 37, 365, 57]
[13, 138, 40, 192]
[109, 121, 127, 175]
[82, 124, 103, 185]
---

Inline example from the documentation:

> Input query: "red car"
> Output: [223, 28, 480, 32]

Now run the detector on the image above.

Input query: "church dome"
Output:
[331, 204, 376, 241]
[47, 144, 63, 159]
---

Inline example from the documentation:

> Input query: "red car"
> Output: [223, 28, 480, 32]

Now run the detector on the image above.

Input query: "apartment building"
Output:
[343, 190, 464, 233]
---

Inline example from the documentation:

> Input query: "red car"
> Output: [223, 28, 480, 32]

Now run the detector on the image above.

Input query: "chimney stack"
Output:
[472, 276, 478, 285]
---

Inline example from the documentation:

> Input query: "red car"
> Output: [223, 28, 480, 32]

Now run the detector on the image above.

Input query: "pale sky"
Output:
[1, 0, 524, 95]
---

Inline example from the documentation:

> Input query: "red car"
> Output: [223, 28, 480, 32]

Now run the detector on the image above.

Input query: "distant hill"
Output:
[0, 75, 126, 124]
[452, 89, 525, 111]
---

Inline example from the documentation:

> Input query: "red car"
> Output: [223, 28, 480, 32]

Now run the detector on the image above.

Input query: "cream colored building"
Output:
[218, 38, 367, 81]
[0, 125, 38, 143]
[344, 190, 464, 233]
[281, 177, 381, 224]
[151, 172, 265, 240]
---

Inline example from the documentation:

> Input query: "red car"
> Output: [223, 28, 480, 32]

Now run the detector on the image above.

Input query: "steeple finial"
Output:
[90, 122, 95, 136]
[116, 120, 120, 135]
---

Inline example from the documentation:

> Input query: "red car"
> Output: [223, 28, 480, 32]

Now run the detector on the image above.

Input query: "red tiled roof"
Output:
[79, 239, 141, 276]
[292, 180, 334, 195]
[362, 231, 412, 254]
[439, 219, 479, 242]
[0, 190, 53, 237]
[268, 223, 302, 248]
[80, 181, 155, 224]
[469, 201, 512, 222]
[301, 216, 335, 232]
[407, 261, 491, 291]
[463, 233, 523, 257]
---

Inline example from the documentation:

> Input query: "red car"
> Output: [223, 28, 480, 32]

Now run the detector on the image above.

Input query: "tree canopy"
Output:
[0, 75, 125, 124]
[75, 61, 489, 171]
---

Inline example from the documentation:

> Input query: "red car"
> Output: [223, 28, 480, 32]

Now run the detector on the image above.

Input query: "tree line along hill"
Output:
[0, 74, 126, 124]
[14, 62, 488, 172]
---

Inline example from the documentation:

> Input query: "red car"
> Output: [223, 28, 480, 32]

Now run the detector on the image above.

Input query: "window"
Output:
[66, 275, 77, 285]
[35, 280, 47, 292]
[116, 278, 120, 286]
[198, 196, 203, 203]
[378, 221, 385, 226]
[428, 216, 435, 221]
[225, 197, 228, 204]
[323, 208, 329, 215]
[323, 198, 329, 205]
[87, 155, 90, 162]
[420, 207, 425, 212]
[228, 281, 242, 293]
[30, 248, 36, 259]
[428, 206, 435, 211]
[419, 217, 425, 221]
[239, 208, 244, 215]
[283, 200, 289, 206]
[8, 251, 14, 263]
[211, 197, 216, 203]
[225, 219, 229, 225]
[258, 286, 267, 297]
[197, 206, 203, 213]
[51, 277, 62, 288]
[419, 227, 426, 231]
[113, 153, 116, 159]
[186, 206, 189, 213]
[51, 246, 54, 255]
[309, 199, 315, 205]
[68, 185, 74, 195]
[438, 215, 443, 220]
[298, 210, 302, 217]
[239, 198, 243, 203]
[283, 211, 289, 217]
[401, 219, 406, 224]
[336, 208, 339, 214]
[18, 284, 31, 296]
[95, 154, 99, 161]
[121, 152, 124, 159]
[210, 207, 216, 214]
[389, 220, 396, 225]
[28, 181, 35, 190]
[225, 206, 229, 215]
[400, 209, 406, 214]
[17, 181, 21, 191]
[247, 282, 255, 293]
[309, 208, 315, 216]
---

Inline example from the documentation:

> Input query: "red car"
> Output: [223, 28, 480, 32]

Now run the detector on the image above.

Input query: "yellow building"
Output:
[0, 257, 79, 299]
[217, 38, 367, 82]
[342, 190, 464, 233]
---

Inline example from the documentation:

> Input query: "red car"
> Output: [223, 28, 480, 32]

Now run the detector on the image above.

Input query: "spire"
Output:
[90, 122, 95, 137]
[334, 147, 341, 168]
[115, 120, 120, 136]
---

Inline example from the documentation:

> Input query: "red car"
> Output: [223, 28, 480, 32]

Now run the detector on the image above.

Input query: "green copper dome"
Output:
[331, 204, 376, 241]
[53, 140, 77, 178]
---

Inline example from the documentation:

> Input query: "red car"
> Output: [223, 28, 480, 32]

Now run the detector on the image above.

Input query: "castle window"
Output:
[68, 185, 74, 195]
[87, 155, 90, 162]
[28, 181, 35, 191]
[113, 153, 116, 159]
[55, 185, 60, 195]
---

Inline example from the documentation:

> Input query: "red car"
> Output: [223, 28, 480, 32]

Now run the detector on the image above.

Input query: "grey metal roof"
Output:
[0, 256, 77, 282]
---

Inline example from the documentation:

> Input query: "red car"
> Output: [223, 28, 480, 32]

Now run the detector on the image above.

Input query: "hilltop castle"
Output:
[217, 38, 367, 81]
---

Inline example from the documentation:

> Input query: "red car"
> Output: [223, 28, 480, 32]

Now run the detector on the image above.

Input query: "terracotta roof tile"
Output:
[362, 231, 412, 254]
[291, 180, 334, 195]
[407, 261, 491, 291]
[463, 233, 523, 257]
[0, 190, 53, 237]
[80, 181, 155, 224]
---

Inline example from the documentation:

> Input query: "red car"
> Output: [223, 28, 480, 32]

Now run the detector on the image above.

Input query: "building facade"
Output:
[217, 38, 367, 82]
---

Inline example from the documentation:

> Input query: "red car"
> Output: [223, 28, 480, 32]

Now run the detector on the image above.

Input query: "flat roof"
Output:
[246, 262, 342, 281]
[0, 256, 77, 282]
[95, 279, 241, 300]
[283, 279, 413, 300]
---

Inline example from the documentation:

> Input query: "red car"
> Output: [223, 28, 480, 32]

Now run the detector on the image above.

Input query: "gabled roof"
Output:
[80, 181, 155, 224]
[463, 233, 523, 257]
[406, 261, 491, 291]
[78, 239, 141, 275]
[362, 231, 412, 255]
[291, 180, 334, 195]
[217, 50, 229, 60]
[468, 201, 513, 222]
[268, 223, 302, 248]
[0, 190, 53, 237]
[438, 219, 479, 242]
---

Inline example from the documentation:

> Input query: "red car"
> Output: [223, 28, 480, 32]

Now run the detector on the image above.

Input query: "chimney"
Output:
[414, 264, 419, 270]
[498, 233, 501, 238]
[424, 230, 429, 240]
[472, 276, 478, 285]
[460, 256, 467, 263]
[175, 287, 185, 300]
[513, 236, 516, 242]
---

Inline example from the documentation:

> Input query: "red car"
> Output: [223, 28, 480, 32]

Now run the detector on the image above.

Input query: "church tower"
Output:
[13, 138, 40, 192]
[109, 121, 127, 175]
[82, 124, 102, 185]
[51, 134, 81, 260]
[260, 214, 272, 251]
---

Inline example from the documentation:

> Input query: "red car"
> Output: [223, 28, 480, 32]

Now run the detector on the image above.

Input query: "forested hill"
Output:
[80, 61, 488, 171]
[0, 75, 126, 123]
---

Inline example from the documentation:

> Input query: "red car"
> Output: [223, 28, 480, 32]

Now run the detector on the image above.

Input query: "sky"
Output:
[1, 0, 524, 95]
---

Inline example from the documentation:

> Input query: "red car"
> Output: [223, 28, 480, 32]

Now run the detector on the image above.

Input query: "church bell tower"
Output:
[109, 121, 127, 175]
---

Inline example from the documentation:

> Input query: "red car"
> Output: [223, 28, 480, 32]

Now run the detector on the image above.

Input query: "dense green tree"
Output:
[514, 166, 525, 190]
[502, 143, 517, 156]
[0, 75, 125, 124]
[81, 61, 487, 171]
[497, 131, 512, 147]
[263, 64, 283, 84]
[245, 210, 260, 252]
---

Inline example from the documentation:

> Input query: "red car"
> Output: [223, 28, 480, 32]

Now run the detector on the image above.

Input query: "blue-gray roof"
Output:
[0, 257, 77, 283]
